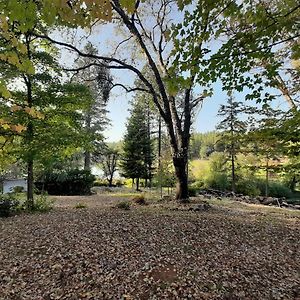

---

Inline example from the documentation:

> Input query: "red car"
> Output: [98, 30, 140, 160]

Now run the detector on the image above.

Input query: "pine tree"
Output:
[73, 42, 111, 170]
[120, 101, 154, 191]
[216, 94, 254, 192]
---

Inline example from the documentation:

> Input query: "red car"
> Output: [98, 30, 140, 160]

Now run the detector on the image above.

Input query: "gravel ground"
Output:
[0, 195, 299, 300]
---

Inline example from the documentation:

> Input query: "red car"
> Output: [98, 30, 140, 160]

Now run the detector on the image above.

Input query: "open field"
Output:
[0, 193, 299, 300]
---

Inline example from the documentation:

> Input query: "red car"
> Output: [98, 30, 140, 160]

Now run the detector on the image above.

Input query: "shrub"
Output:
[204, 173, 229, 191]
[0, 194, 19, 217]
[255, 179, 292, 198]
[13, 186, 24, 193]
[188, 181, 203, 197]
[132, 194, 146, 205]
[36, 169, 95, 195]
[268, 182, 292, 198]
[74, 203, 87, 209]
[33, 193, 55, 212]
[116, 201, 130, 210]
[235, 178, 261, 196]
[93, 179, 108, 187]
[188, 186, 198, 197]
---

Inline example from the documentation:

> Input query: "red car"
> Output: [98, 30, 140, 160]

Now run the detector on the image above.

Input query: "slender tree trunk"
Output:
[27, 159, 34, 210]
[136, 177, 140, 191]
[158, 116, 162, 198]
[84, 112, 92, 171]
[265, 158, 269, 197]
[231, 143, 236, 193]
[24, 34, 34, 210]
[84, 151, 91, 171]
[289, 175, 296, 192]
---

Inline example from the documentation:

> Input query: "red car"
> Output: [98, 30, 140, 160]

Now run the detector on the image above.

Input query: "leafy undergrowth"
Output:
[0, 195, 299, 299]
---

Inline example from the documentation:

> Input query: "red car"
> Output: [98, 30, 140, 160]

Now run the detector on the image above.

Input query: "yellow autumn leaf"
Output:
[35, 111, 45, 120]
[10, 124, 26, 133]
[2, 123, 11, 130]
[2, 88, 11, 99]
[0, 16, 9, 31]
[7, 53, 19, 66]
[18, 43, 27, 54]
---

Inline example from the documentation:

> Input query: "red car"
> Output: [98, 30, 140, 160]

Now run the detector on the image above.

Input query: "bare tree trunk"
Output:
[265, 158, 269, 197]
[84, 112, 92, 171]
[27, 159, 34, 210]
[274, 75, 297, 110]
[289, 175, 296, 192]
[84, 151, 91, 171]
[24, 34, 34, 210]
[108, 175, 113, 187]
[136, 177, 140, 191]
[231, 151, 236, 193]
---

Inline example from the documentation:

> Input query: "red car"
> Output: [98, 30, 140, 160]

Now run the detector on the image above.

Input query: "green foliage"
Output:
[74, 203, 87, 209]
[204, 173, 230, 191]
[190, 132, 220, 159]
[255, 180, 292, 198]
[13, 186, 25, 193]
[33, 193, 54, 212]
[73, 42, 111, 168]
[115, 201, 131, 210]
[0, 194, 19, 217]
[188, 185, 199, 197]
[235, 178, 261, 197]
[36, 169, 95, 195]
[120, 98, 155, 185]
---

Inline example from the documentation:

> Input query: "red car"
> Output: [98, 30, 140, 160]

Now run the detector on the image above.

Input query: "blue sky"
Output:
[56, 18, 289, 143]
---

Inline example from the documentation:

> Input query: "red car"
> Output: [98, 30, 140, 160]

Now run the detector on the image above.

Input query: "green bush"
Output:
[36, 169, 95, 195]
[33, 193, 55, 212]
[235, 178, 261, 196]
[189, 181, 204, 196]
[13, 186, 25, 193]
[204, 173, 229, 191]
[0, 194, 19, 217]
[116, 201, 130, 210]
[74, 203, 87, 209]
[188, 185, 198, 197]
[268, 182, 292, 198]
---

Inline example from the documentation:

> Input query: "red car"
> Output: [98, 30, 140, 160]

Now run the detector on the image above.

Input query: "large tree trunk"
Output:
[173, 156, 189, 201]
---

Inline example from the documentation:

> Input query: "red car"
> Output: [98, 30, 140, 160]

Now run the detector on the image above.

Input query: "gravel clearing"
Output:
[0, 195, 299, 300]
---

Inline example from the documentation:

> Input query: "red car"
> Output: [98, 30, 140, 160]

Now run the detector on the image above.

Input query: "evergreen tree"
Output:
[216, 94, 254, 192]
[73, 42, 111, 170]
[246, 107, 287, 197]
[120, 101, 154, 191]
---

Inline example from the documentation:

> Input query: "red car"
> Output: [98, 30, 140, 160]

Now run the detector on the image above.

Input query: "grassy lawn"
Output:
[0, 192, 299, 300]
